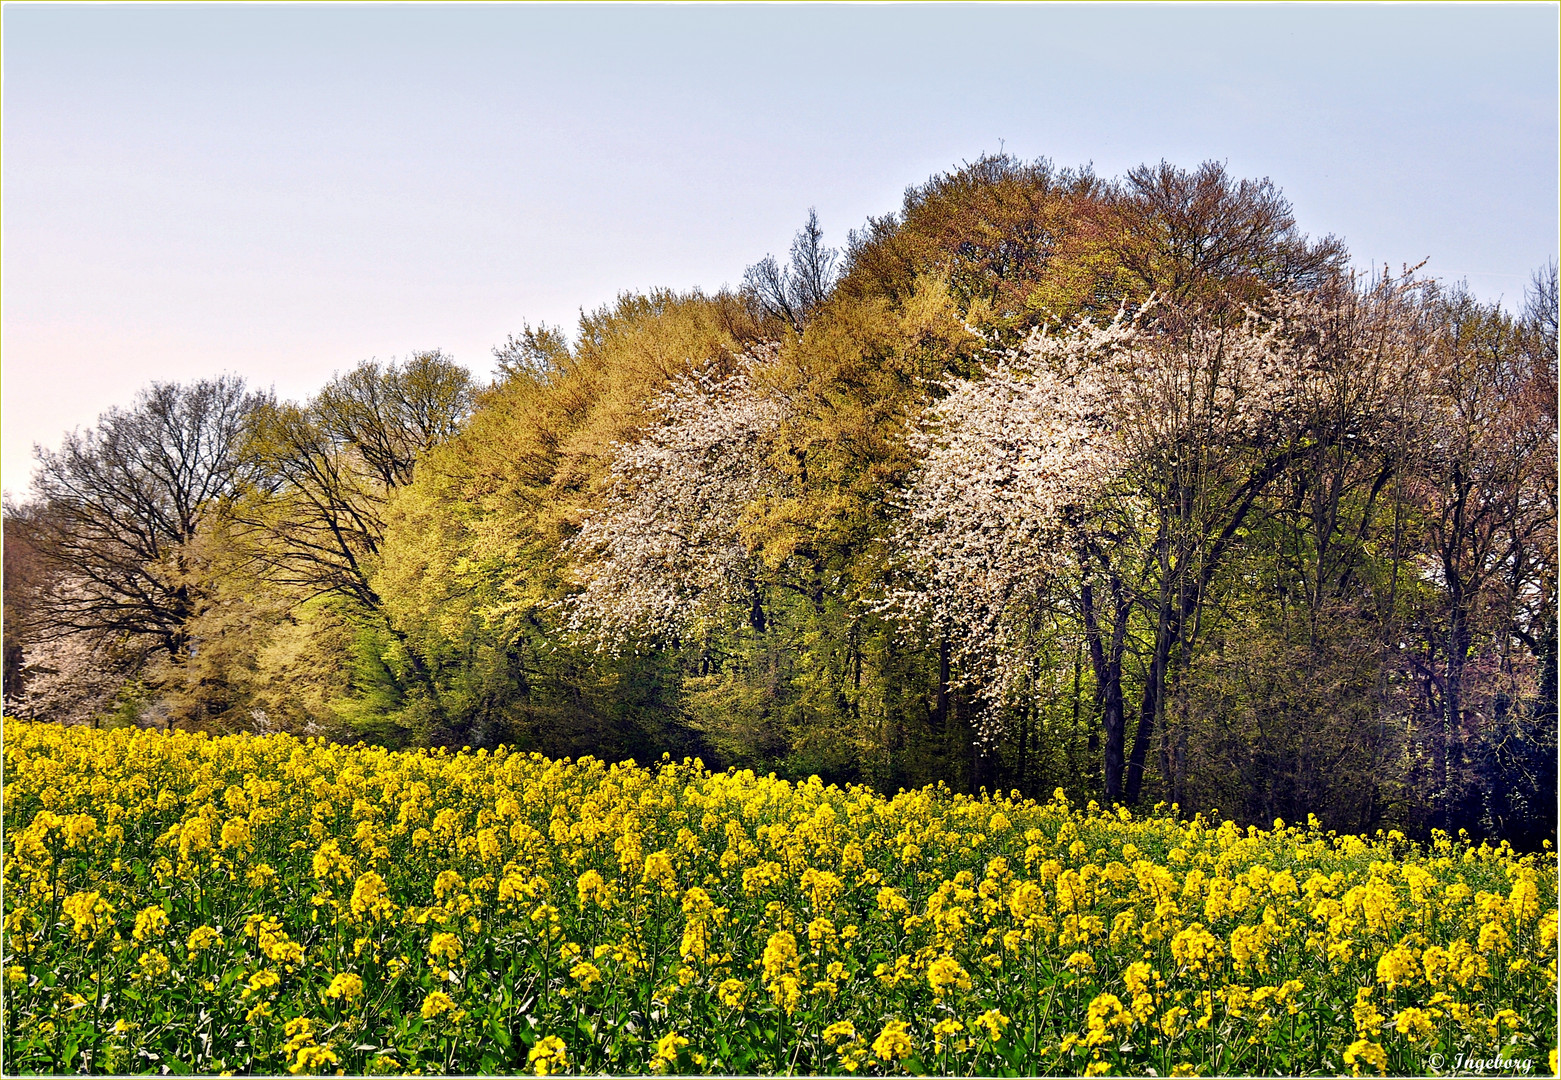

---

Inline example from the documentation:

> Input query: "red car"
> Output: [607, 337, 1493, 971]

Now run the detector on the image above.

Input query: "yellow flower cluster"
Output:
[3, 722, 1555, 1075]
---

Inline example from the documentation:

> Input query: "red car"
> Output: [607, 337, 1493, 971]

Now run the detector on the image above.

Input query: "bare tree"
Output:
[742, 209, 839, 334]
[21, 376, 264, 659]
[315, 350, 476, 488]
[1401, 285, 1555, 819]
[1391, 274, 1558, 835]
[1115, 161, 1348, 312]
[1524, 261, 1558, 373]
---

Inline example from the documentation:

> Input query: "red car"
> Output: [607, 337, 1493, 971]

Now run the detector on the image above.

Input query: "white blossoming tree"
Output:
[6, 630, 142, 726]
[564, 348, 791, 646]
[888, 309, 1138, 725]
[894, 280, 1427, 800]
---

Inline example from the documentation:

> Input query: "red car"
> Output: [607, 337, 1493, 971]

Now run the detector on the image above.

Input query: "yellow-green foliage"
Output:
[376, 289, 760, 645]
[5, 722, 1555, 1076]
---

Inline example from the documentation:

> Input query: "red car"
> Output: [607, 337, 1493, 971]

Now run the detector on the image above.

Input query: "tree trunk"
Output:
[934, 633, 950, 733]
[1442, 596, 1470, 820]
[1124, 605, 1171, 804]
[1082, 571, 1129, 800]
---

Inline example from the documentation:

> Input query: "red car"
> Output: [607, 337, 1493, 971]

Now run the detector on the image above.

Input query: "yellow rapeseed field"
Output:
[2, 722, 1556, 1076]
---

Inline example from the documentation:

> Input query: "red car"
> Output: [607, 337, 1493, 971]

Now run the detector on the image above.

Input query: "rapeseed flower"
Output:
[650, 1032, 688, 1073]
[133, 905, 170, 942]
[528, 1036, 568, 1076]
[420, 990, 463, 1022]
[926, 955, 971, 998]
[872, 1020, 912, 1061]
[2, 722, 1552, 1077]
[822, 1020, 857, 1046]
[1343, 1038, 1387, 1076]
[323, 972, 364, 1003]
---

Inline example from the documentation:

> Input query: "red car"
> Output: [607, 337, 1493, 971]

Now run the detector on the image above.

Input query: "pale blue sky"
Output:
[4, 3, 1557, 494]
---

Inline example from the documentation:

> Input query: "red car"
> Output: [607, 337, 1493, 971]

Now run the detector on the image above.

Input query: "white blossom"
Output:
[890, 297, 1358, 742]
[887, 312, 1136, 731]
[564, 347, 791, 645]
[6, 632, 138, 726]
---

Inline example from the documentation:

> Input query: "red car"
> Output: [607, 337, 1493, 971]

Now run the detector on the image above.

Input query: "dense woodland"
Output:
[4, 156, 1556, 847]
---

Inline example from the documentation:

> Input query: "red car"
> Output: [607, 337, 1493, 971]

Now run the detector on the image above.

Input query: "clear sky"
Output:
[3, 3, 1557, 497]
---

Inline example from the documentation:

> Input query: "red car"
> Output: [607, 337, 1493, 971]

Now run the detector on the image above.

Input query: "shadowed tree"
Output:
[1113, 160, 1349, 312]
[2, 499, 53, 703]
[20, 376, 264, 660]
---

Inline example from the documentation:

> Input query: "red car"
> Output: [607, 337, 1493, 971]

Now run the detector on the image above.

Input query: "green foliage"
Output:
[10, 157, 1552, 852]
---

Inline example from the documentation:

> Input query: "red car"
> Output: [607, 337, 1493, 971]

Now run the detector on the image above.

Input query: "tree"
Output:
[1401, 279, 1558, 834]
[565, 348, 791, 643]
[21, 376, 263, 659]
[493, 323, 571, 382]
[1520, 262, 1560, 749]
[3, 499, 53, 703]
[890, 310, 1140, 744]
[3, 631, 142, 726]
[1524, 261, 1559, 373]
[1112, 161, 1348, 312]
[743, 209, 840, 335]
[219, 351, 476, 741]
[236, 350, 475, 610]
[838, 154, 1108, 337]
[895, 276, 1424, 803]
[370, 289, 764, 751]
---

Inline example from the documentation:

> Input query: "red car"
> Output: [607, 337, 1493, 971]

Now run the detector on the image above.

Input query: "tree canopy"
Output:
[6, 156, 1555, 847]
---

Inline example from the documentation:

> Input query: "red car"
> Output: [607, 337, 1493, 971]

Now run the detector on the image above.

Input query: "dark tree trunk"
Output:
[1124, 601, 1172, 804]
[1082, 569, 1130, 800]
[934, 634, 950, 732]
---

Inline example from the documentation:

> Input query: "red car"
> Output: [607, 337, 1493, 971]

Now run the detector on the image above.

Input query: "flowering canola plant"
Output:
[3, 722, 1556, 1075]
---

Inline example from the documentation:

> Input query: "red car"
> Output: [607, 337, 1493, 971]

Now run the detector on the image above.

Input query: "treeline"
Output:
[5, 156, 1556, 846]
